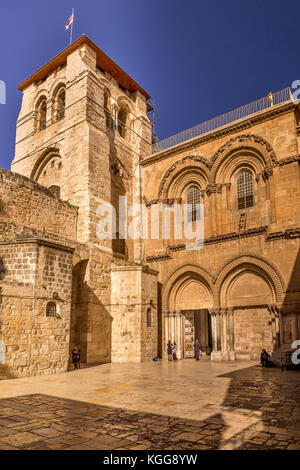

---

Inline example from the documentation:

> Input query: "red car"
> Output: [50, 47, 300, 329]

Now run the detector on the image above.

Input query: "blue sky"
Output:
[0, 0, 299, 169]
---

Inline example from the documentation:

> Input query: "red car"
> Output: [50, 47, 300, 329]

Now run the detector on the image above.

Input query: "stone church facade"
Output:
[0, 35, 299, 376]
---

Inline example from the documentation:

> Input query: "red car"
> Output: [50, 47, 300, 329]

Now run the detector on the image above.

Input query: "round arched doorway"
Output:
[164, 266, 213, 359]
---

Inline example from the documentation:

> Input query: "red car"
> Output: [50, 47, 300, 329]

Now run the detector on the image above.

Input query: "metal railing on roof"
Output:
[152, 87, 292, 153]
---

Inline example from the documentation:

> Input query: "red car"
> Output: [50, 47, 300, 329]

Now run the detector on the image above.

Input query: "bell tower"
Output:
[12, 35, 152, 260]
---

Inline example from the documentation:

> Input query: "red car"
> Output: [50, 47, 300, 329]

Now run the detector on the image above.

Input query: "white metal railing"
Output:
[152, 87, 292, 153]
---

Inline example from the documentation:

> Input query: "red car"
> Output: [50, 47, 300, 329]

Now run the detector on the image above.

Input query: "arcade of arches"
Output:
[163, 262, 280, 361]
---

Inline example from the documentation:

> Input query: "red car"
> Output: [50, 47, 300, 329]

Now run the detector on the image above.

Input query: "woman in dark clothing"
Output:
[167, 341, 173, 361]
[72, 346, 79, 370]
[76, 344, 81, 368]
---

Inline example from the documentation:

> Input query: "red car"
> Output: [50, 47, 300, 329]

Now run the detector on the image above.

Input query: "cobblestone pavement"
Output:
[0, 361, 299, 450]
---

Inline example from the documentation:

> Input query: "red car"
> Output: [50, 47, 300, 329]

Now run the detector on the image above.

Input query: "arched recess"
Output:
[69, 260, 89, 364]
[35, 95, 47, 132]
[158, 156, 210, 199]
[210, 134, 277, 183]
[52, 83, 66, 122]
[216, 255, 284, 359]
[214, 148, 265, 184]
[117, 100, 131, 140]
[163, 264, 214, 311]
[30, 148, 63, 194]
[215, 255, 284, 307]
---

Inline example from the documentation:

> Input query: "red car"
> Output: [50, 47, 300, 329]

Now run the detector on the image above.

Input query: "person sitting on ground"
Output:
[260, 348, 272, 367]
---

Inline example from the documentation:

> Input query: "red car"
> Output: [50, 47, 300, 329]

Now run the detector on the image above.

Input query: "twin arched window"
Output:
[186, 186, 201, 222]
[237, 170, 254, 210]
[35, 85, 66, 133]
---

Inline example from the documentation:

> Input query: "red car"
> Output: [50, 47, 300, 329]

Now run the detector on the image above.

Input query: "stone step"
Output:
[0, 364, 14, 380]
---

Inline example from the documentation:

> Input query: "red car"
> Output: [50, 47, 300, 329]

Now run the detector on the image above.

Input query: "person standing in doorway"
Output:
[76, 344, 81, 369]
[72, 346, 79, 370]
[194, 339, 201, 360]
[172, 342, 177, 361]
[167, 341, 173, 361]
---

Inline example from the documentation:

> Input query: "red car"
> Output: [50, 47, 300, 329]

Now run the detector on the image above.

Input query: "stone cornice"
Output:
[266, 228, 300, 240]
[141, 102, 295, 166]
[145, 226, 300, 262]
[0, 237, 75, 253]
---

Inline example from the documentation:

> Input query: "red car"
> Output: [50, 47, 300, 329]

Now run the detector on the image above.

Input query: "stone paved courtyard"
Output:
[0, 360, 299, 450]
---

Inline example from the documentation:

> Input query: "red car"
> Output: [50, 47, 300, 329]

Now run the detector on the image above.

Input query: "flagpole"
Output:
[70, 8, 74, 45]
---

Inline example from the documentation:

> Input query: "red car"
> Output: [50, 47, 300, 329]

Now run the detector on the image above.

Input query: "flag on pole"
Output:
[65, 12, 74, 30]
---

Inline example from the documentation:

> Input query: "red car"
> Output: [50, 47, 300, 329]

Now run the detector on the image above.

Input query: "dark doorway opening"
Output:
[182, 309, 212, 357]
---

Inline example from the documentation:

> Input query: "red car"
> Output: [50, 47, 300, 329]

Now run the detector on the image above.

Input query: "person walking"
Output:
[194, 339, 201, 360]
[167, 341, 173, 361]
[172, 342, 177, 361]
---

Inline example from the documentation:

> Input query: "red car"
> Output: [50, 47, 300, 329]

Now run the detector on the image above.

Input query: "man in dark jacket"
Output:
[194, 339, 201, 360]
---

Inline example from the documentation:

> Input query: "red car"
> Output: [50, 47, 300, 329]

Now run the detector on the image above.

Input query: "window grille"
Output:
[187, 186, 201, 222]
[46, 301, 56, 317]
[237, 170, 254, 209]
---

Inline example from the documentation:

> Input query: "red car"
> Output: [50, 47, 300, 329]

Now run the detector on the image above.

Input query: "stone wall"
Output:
[111, 265, 158, 362]
[142, 105, 300, 361]
[0, 239, 73, 377]
[0, 169, 77, 242]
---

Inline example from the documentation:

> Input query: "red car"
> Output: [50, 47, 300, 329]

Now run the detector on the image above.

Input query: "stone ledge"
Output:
[0, 237, 75, 253]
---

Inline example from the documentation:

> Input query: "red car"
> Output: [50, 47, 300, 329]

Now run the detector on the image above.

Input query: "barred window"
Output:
[237, 170, 254, 210]
[147, 308, 152, 327]
[46, 301, 56, 317]
[187, 186, 201, 222]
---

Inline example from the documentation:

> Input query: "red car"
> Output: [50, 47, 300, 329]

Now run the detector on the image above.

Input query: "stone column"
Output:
[228, 308, 236, 360]
[278, 308, 284, 347]
[268, 305, 277, 350]
[176, 312, 183, 359]
[274, 308, 280, 348]
[292, 313, 298, 342]
[164, 312, 169, 354]
[164, 311, 184, 359]
[216, 311, 221, 352]
[221, 309, 228, 357]
[210, 309, 222, 360]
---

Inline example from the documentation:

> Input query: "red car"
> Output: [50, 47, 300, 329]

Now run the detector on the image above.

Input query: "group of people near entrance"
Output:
[167, 339, 203, 361]
[167, 341, 272, 366]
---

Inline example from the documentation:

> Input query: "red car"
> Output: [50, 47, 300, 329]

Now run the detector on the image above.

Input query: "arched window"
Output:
[186, 186, 201, 222]
[56, 88, 65, 121]
[46, 301, 56, 317]
[237, 170, 254, 209]
[36, 97, 47, 131]
[118, 104, 129, 140]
